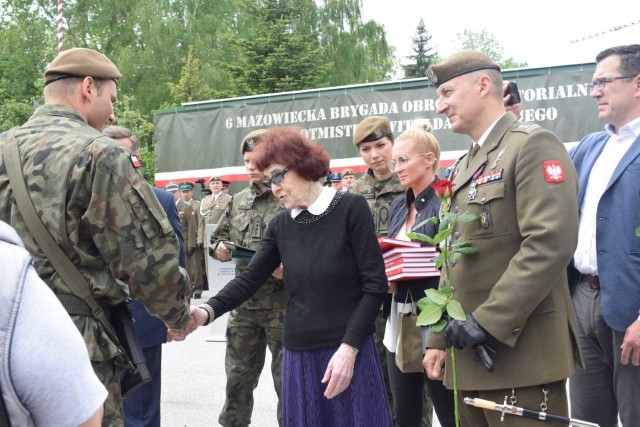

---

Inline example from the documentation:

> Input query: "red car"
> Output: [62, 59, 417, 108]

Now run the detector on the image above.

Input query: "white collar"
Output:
[604, 116, 640, 139]
[475, 115, 504, 147]
[291, 187, 337, 218]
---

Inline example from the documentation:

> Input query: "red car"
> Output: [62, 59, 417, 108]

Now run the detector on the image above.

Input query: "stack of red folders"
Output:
[378, 237, 440, 282]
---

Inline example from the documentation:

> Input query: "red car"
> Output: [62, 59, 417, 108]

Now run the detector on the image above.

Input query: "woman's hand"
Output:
[271, 264, 283, 280]
[321, 343, 358, 399]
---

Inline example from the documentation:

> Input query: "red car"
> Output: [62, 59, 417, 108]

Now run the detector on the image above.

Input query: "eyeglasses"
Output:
[263, 167, 290, 188]
[589, 75, 636, 92]
[388, 154, 426, 172]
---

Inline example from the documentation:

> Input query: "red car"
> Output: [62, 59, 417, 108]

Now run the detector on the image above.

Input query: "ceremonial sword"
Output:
[463, 397, 599, 427]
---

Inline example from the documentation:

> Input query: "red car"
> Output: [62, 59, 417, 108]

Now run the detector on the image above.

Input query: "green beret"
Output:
[240, 129, 268, 154]
[425, 51, 500, 88]
[44, 48, 122, 86]
[353, 116, 392, 146]
[208, 176, 221, 183]
[165, 183, 179, 192]
[179, 182, 194, 191]
[342, 169, 354, 177]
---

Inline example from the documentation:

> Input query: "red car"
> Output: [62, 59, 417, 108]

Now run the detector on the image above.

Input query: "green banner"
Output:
[154, 65, 600, 175]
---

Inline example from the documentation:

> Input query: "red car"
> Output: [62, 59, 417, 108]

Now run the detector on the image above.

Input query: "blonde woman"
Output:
[383, 119, 455, 427]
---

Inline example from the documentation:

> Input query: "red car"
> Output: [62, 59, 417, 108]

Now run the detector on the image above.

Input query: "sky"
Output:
[361, 0, 640, 73]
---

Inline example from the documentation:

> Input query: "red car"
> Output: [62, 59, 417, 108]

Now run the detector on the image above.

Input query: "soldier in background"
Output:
[198, 176, 233, 293]
[221, 179, 232, 196]
[341, 168, 356, 191]
[351, 116, 420, 425]
[177, 181, 200, 298]
[0, 48, 190, 426]
[210, 129, 287, 427]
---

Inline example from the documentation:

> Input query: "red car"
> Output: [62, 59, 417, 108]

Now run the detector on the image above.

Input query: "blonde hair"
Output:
[396, 119, 441, 173]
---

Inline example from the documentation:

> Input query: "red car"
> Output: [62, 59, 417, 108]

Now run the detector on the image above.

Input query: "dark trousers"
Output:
[123, 344, 162, 427]
[570, 281, 640, 427]
[386, 351, 455, 427]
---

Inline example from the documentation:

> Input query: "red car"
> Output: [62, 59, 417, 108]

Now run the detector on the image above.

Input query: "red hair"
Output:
[254, 127, 330, 182]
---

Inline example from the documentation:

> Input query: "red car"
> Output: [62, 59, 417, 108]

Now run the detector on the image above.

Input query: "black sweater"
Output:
[206, 192, 388, 351]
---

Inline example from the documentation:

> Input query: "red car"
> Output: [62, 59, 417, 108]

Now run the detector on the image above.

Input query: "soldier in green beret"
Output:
[209, 129, 287, 427]
[176, 181, 199, 298]
[423, 51, 582, 426]
[197, 175, 233, 294]
[350, 115, 411, 425]
[341, 168, 356, 191]
[0, 48, 191, 426]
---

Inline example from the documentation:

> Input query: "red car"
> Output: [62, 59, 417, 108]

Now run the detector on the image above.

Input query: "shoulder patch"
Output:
[510, 122, 541, 134]
[542, 161, 566, 183]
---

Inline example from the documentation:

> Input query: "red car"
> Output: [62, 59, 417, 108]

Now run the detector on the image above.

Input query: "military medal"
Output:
[480, 206, 491, 229]
[468, 162, 487, 201]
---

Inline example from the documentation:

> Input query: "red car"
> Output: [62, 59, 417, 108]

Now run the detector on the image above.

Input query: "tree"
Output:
[0, 100, 34, 132]
[227, 0, 330, 95]
[457, 29, 527, 70]
[403, 18, 439, 79]
[317, 0, 395, 85]
[167, 46, 214, 105]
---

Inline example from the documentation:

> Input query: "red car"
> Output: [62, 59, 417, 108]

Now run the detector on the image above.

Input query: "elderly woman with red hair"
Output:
[188, 127, 392, 426]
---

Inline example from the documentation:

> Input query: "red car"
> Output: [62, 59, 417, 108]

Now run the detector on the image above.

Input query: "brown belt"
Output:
[580, 274, 600, 290]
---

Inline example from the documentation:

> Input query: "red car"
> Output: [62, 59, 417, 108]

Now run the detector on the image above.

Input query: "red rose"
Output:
[431, 179, 454, 199]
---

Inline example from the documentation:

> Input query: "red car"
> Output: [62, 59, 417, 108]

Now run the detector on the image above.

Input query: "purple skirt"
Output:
[282, 335, 392, 427]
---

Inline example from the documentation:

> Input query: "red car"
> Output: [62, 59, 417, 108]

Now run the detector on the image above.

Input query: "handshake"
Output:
[166, 305, 212, 342]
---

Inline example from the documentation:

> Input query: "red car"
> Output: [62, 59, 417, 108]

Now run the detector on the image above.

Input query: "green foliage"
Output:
[637, 226, 640, 236]
[403, 18, 439, 79]
[456, 29, 527, 70]
[0, 100, 34, 132]
[113, 95, 156, 183]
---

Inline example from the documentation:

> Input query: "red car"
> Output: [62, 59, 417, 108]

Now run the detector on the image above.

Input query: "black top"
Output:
[387, 182, 441, 304]
[205, 191, 388, 351]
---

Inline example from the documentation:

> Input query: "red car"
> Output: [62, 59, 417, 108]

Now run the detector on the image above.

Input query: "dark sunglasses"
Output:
[263, 167, 290, 188]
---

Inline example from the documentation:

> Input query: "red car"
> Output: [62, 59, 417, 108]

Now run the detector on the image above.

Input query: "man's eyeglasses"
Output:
[263, 167, 290, 188]
[589, 75, 636, 92]
[388, 154, 426, 173]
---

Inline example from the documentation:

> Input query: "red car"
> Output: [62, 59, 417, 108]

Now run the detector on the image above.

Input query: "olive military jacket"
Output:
[0, 105, 190, 362]
[197, 192, 232, 245]
[427, 114, 583, 390]
[177, 198, 198, 251]
[211, 183, 287, 309]
[351, 170, 404, 237]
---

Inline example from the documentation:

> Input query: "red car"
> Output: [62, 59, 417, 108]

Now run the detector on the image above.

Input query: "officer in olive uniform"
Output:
[174, 181, 202, 298]
[341, 168, 356, 191]
[198, 176, 233, 290]
[351, 116, 413, 425]
[179, 181, 203, 298]
[423, 51, 583, 427]
[0, 48, 191, 426]
[210, 129, 287, 427]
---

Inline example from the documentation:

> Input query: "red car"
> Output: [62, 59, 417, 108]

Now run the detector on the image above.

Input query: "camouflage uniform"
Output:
[211, 183, 286, 427]
[198, 191, 232, 287]
[0, 105, 191, 426]
[352, 168, 435, 426]
[177, 198, 197, 298]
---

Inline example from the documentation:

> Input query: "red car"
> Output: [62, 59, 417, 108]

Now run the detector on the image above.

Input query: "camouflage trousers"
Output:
[219, 306, 285, 427]
[92, 359, 123, 427]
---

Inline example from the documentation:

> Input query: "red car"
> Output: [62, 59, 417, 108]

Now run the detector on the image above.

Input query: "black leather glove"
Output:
[187, 247, 195, 257]
[474, 342, 497, 373]
[444, 314, 487, 349]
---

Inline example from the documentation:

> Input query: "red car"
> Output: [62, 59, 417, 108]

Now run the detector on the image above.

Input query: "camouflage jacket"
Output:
[211, 183, 287, 309]
[177, 198, 198, 250]
[0, 105, 190, 361]
[197, 192, 232, 244]
[351, 168, 405, 237]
